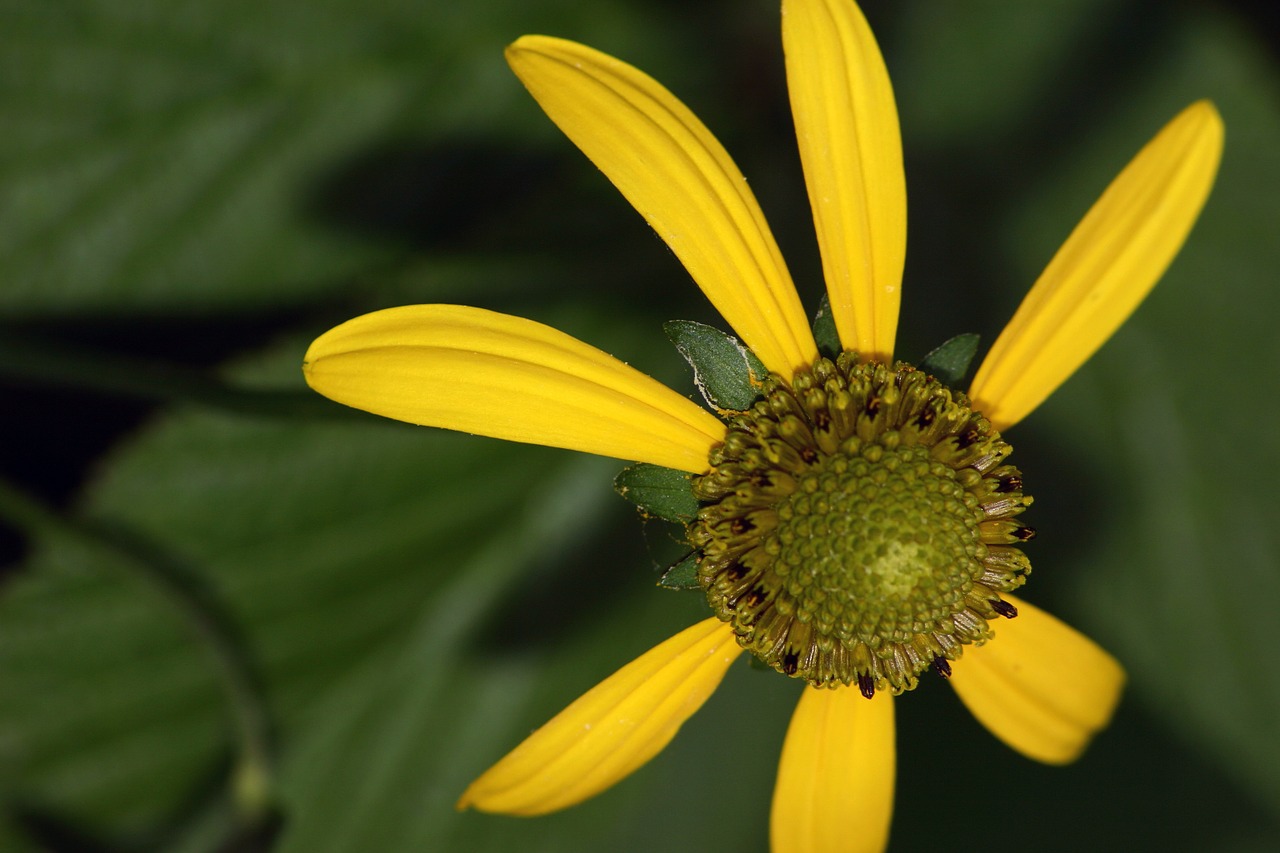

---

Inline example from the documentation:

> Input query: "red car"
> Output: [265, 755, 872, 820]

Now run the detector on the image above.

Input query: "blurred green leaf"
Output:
[0, 0, 665, 316]
[274, 571, 792, 853]
[273, 457, 621, 853]
[0, 338, 605, 844]
[990, 3, 1280, 823]
[891, 0, 1117, 145]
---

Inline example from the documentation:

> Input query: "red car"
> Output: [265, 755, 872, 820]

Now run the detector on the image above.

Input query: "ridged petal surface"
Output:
[970, 101, 1224, 430]
[784, 0, 906, 363]
[770, 687, 895, 853]
[457, 618, 741, 815]
[507, 35, 818, 377]
[949, 594, 1126, 764]
[303, 304, 724, 473]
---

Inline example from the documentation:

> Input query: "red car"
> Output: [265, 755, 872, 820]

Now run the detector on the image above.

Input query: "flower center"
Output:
[690, 353, 1034, 696]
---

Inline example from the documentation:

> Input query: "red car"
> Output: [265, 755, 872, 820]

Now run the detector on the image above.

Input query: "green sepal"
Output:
[917, 333, 981, 388]
[664, 320, 766, 412]
[811, 293, 842, 358]
[657, 553, 700, 590]
[614, 463, 700, 523]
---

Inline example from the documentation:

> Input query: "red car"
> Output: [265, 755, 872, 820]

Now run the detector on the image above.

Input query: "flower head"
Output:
[303, 0, 1223, 849]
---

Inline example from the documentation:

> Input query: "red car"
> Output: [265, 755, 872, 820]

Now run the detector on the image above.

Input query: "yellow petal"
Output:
[771, 687, 895, 853]
[303, 304, 724, 473]
[969, 101, 1224, 430]
[783, 0, 906, 364]
[506, 36, 818, 378]
[457, 618, 741, 815]
[949, 594, 1125, 765]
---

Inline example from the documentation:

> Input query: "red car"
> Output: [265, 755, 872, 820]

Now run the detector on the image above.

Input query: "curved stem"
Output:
[0, 478, 276, 825]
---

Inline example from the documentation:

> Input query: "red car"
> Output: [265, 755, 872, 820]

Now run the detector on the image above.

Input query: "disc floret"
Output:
[690, 352, 1034, 695]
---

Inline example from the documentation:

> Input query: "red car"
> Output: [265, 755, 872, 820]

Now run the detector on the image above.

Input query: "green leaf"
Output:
[614, 463, 699, 524]
[811, 293, 842, 358]
[657, 553, 700, 590]
[892, 0, 1117, 144]
[664, 320, 765, 412]
[274, 587, 787, 853]
[0, 0, 661, 316]
[0, 339, 602, 844]
[273, 459, 620, 853]
[917, 333, 980, 387]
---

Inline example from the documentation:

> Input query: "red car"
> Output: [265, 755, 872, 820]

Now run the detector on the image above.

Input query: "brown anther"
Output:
[956, 425, 982, 449]
[995, 474, 1023, 493]
[990, 598, 1018, 619]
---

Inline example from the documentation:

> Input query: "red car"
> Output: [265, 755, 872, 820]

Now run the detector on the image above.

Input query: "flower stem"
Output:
[0, 478, 277, 828]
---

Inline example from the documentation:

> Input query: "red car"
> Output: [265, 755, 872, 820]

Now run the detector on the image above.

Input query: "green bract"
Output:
[664, 320, 768, 412]
[613, 462, 699, 523]
[918, 333, 981, 388]
[657, 554, 700, 590]
[811, 294, 842, 359]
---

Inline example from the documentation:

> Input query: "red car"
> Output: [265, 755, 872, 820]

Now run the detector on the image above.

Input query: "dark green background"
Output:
[2, 1, 1277, 850]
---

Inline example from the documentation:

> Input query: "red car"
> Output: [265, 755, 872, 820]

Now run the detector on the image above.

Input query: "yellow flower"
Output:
[303, 0, 1222, 850]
